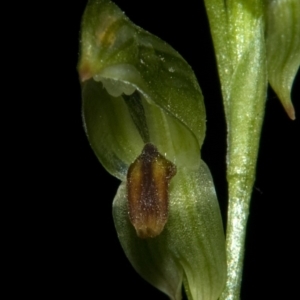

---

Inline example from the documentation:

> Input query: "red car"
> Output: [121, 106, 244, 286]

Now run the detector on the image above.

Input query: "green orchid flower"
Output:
[78, 0, 226, 299]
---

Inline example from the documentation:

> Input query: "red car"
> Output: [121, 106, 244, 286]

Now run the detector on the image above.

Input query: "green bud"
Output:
[78, 0, 226, 299]
[265, 0, 300, 119]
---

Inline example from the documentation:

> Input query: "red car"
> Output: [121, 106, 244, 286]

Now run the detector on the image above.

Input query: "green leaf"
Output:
[113, 161, 226, 300]
[226, 19, 267, 176]
[265, 0, 300, 119]
[203, 0, 231, 114]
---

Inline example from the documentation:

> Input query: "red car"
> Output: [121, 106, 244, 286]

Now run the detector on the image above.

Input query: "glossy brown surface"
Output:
[127, 143, 177, 238]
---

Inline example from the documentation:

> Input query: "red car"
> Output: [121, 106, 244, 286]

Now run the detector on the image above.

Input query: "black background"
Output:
[33, 0, 299, 299]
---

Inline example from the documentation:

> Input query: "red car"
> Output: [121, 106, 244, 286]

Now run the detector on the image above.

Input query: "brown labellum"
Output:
[127, 143, 177, 238]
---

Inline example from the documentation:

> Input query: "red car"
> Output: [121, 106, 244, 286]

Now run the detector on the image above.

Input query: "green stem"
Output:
[203, 1, 268, 299]
[219, 175, 253, 300]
